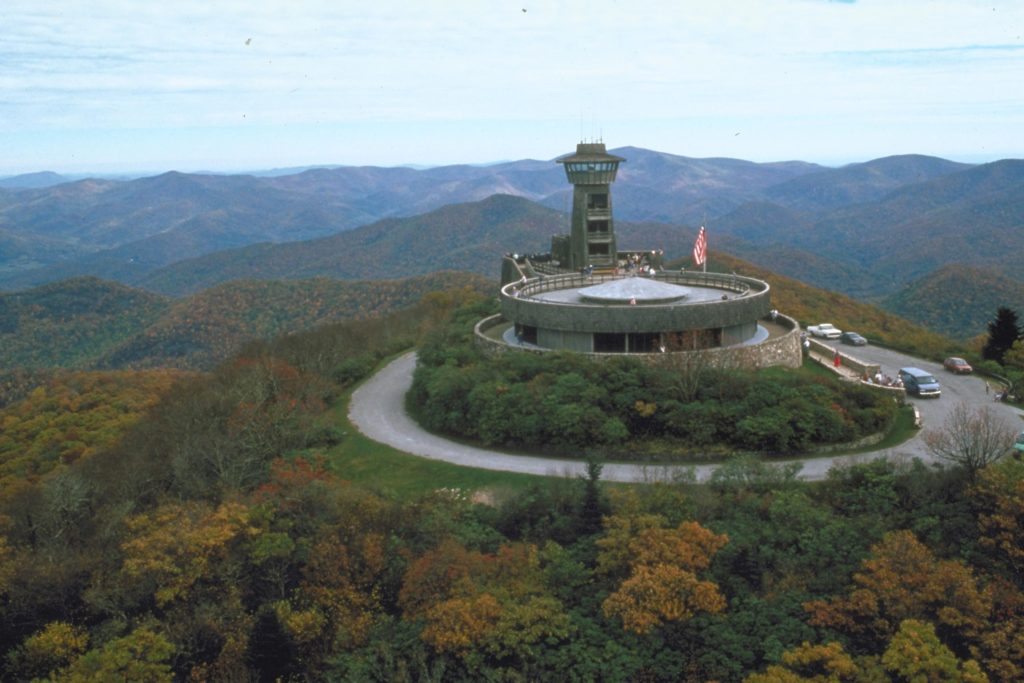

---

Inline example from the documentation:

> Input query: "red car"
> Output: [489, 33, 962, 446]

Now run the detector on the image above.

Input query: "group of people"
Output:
[622, 250, 666, 275]
[864, 370, 902, 388]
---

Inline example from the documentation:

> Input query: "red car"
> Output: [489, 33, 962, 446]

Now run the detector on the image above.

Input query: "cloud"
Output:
[0, 0, 1021, 171]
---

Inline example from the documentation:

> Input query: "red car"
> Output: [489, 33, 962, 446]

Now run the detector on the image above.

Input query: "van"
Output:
[898, 367, 941, 398]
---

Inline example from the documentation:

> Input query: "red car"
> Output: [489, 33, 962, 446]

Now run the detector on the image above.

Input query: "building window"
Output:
[594, 332, 626, 353]
[628, 332, 660, 353]
[588, 243, 610, 256]
[587, 219, 609, 234]
[587, 193, 608, 209]
[664, 329, 722, 350]
[516, 325, 537, 344]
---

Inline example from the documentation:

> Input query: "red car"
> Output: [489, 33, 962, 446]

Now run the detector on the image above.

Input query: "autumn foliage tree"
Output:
[972, 457, 1024, 584]
[742, 640, 866, 682]
[597, 514, 728, 634]
[398, 539, 572, 668]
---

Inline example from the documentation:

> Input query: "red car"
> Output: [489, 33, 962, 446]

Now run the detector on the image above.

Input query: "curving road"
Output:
[348, 350, 1023, 483]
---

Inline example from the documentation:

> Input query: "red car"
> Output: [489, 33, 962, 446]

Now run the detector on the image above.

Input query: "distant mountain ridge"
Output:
[0, 147, 826, 289]
[2, 146, 1022, 343]
[0, 171, 70, 189]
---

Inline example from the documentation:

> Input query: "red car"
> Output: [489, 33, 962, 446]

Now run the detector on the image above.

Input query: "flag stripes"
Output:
[693, 225, 707, 267]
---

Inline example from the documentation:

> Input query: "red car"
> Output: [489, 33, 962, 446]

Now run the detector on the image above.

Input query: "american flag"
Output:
[692, 225, 707, 267]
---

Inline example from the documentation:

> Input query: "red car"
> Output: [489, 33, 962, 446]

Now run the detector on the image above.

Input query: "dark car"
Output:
[899, 367, 941, 398]
[840, 331, 867, 346]
[943, 357, 973, 374]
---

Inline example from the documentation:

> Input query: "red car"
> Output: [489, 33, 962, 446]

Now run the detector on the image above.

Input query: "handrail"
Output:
[502, 271, 764, 307]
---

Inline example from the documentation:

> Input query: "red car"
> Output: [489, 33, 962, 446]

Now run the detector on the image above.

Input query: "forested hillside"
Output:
[884, 264, 1024, 340]
[0, 277, 171, 367]
[138, 194, 561, 296]
[695, 252, 961, 360]
[1, 271, 493, 370]
[1, 296, 1021, 681]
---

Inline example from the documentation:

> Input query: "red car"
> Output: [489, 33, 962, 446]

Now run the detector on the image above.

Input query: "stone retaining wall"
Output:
[475, 313, 803, 370]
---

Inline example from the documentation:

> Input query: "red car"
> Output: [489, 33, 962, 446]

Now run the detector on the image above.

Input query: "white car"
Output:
[807, 323, 842, 339]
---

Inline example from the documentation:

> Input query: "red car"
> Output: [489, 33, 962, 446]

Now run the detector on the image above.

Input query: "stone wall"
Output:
[475, 313, 803, 370]
[808, 338, 881, 378]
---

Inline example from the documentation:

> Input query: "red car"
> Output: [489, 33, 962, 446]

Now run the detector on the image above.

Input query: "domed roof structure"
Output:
[578, 277, 689, 305]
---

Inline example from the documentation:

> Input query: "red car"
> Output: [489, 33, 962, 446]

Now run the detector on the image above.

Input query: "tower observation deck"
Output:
[554, 142, 625, 271]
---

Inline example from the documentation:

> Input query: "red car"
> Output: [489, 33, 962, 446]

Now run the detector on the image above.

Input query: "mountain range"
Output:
[1, 146, 1021, 339]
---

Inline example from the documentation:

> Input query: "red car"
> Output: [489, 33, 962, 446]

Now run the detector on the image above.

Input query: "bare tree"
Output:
[922, 402, 1018, 476]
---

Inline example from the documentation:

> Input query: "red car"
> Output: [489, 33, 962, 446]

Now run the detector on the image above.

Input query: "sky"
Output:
[1, 0, 1022, 176]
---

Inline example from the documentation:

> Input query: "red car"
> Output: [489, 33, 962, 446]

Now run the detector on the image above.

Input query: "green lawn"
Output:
[317, 391, 551, 500]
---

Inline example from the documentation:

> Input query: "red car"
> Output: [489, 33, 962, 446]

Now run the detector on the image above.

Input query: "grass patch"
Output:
[317, 380, 551, 501]
[861, 402, 919, 451]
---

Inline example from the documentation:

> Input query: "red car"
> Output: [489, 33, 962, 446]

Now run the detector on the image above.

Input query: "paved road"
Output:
[348, 350, 1023, 483]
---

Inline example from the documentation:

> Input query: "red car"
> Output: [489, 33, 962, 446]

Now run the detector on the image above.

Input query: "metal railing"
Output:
[502, 270, 763, 306]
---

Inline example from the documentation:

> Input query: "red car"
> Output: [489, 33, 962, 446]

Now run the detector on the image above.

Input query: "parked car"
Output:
[943, 357, 973, 374]
[840, 331, 867, 346]
[1014, 430, 1024, 455]
[808, 323, 842, 339]
[899, 367, 941, 398]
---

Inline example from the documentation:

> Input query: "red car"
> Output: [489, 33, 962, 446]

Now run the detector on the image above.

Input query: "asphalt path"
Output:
[348, 349, 1024, 483]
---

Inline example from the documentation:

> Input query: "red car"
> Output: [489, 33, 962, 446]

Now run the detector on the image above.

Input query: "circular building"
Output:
[477, 142, 802, 369]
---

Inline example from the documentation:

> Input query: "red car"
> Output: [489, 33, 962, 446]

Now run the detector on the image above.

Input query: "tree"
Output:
[983, 307, 1021, 365]
[119, 501, 258, 607]
[742, 640, 868, 682]
[805, 530, 993, 654]
[398, 539, 572, 666]
[972, 458, 1024, 584]
[597, 515, 728, 634]
[577, 458, 608, 536]
[922, 402, 1017, 477]
[881, 619, 989, 683]
[6, 621, 89, 680]
[50, 627, 174, 682]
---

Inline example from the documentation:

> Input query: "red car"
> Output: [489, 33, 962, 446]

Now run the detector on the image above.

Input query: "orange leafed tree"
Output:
[742, 641, 863, 683]
[805, 530, 992, 646]
[597, 514, 728, 634]
[398, 539, 571, 658]
[972, 458, 1024, 582]
[120, 501, 258, 607]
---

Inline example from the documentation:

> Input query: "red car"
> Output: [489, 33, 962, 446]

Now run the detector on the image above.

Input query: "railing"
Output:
[503, 270, 762, 306]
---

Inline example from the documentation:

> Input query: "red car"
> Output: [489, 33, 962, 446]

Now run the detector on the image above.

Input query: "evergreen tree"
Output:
[577, 459, 609, 536]
[982, 306, 1022, 364]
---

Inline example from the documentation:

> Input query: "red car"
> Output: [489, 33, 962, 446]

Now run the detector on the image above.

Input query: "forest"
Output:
[0, 289, 1022, 681]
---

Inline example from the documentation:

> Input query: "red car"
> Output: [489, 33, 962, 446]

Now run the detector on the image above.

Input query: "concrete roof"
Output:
[578, 276, 689, 304]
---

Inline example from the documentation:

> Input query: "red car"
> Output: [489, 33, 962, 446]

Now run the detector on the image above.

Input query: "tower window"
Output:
[587, 193, 608, 209]
[587, 220, 609, 234]
[588, 243, 610, 255]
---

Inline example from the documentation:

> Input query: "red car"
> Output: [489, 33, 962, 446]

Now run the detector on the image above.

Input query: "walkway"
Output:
[347, 352, 991, 484]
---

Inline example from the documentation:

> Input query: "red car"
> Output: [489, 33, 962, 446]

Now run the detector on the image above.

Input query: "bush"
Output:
[411, 303, 899, 458]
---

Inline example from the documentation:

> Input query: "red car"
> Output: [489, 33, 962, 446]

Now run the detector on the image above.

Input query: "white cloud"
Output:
[0, 0, 1021, 172]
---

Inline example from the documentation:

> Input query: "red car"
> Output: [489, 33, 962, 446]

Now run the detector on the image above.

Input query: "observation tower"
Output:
[478, 142, 801, 369]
